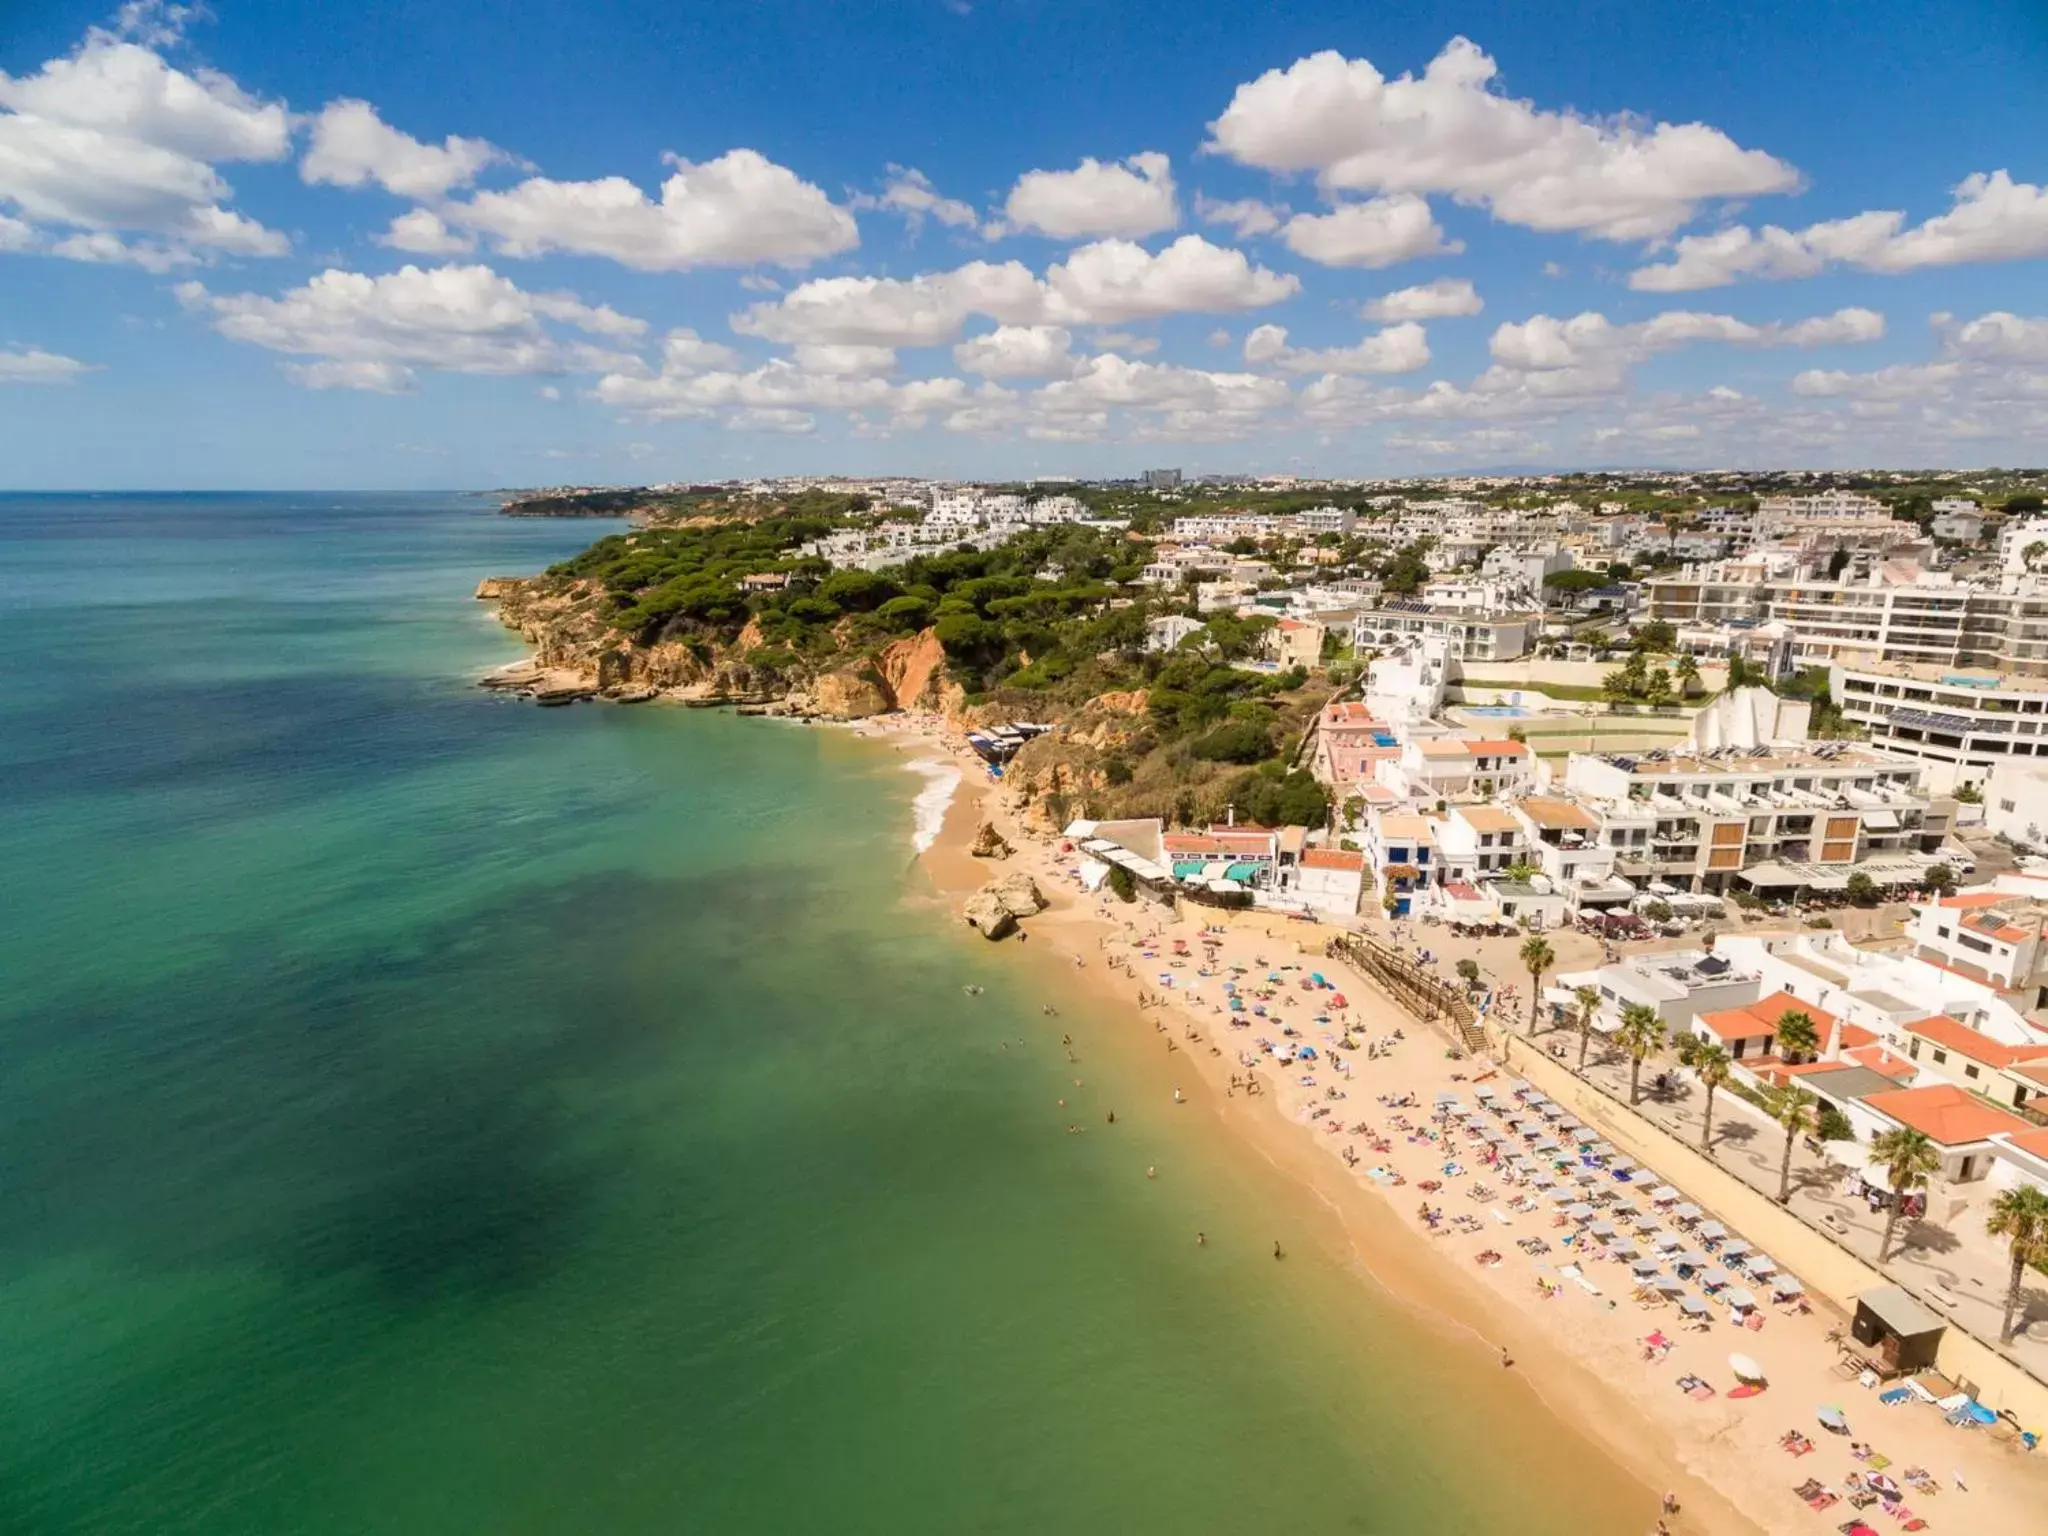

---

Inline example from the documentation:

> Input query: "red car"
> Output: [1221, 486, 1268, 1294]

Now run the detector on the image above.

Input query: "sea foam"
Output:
[905, 757, 963, 853]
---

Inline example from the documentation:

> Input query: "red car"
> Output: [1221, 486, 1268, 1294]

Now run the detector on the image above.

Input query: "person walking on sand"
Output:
[1272, 1240, 1284, 1260]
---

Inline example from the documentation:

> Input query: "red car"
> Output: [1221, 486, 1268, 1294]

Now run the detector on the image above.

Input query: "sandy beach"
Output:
[866, 709, 2048, 1536]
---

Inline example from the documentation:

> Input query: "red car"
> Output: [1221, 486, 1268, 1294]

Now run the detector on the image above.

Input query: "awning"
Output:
[1863, 810, 1901, 831]
[1740, 863, 1803, 888]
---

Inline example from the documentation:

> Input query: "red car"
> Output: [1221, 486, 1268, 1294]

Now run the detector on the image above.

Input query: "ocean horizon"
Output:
[0, 492, 1637, 1534]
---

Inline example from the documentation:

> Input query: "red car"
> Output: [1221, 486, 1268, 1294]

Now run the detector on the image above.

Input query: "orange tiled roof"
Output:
[1996, 1127, 2048, 1162]
[1698, 1006, 1779, 1043]
[1861, 1084, 2030, 1146]
[1517, 796, 1600, 831]
[1300, 849, 1365, 872]
[1903, 1015, 2048, 1070]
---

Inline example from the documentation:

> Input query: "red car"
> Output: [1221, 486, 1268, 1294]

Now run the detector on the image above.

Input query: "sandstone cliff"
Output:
[478, 575, 965, 719]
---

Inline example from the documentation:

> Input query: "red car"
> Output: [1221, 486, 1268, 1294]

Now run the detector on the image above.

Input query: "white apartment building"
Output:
[1999, 518, 2048, 575]
[1350, 605, 1534, 663]
[1375, 737, 1534, 803]
[1648, 560, 2048, 675]
[1984, 760, 2048, 849]
[1295, 505, 1359, 536]
[1362, 634, 1450, 725]
[1753, 490, 1907, 540]
[1560, 742, 1953, 893]
[1905, 879, 2048, 1003]
[1830, 662, 2048, 793]
[1930, 499, 1984, 543]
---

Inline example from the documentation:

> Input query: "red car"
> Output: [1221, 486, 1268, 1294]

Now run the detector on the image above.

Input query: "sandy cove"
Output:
[862, 711, 2048, 1536]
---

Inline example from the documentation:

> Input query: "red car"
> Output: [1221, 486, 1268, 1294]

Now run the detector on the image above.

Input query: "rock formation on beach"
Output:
[969, 821, 1013, 859]
[962, 871, 1045, 939]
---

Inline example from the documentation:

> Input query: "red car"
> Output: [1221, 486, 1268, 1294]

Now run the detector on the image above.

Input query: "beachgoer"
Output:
[1173, 1087, 1185, 1104]
[1273, 1241, 1284, 1260]
[1146, 1166, 1156, 1179]
[1500, 1348, 1513, 1368]
[1197, 1232, 1206, 1246]
[1106, 1110, 1115, 1124]
[1661, 1492, 1679, 1515]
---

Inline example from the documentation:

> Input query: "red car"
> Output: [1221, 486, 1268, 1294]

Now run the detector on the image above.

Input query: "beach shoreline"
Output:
[876, 708, 2048, 1536]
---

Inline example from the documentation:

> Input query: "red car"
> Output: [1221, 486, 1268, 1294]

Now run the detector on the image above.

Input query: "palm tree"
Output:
[1674, 651, 1702, 697]
[1573, 984, 1602, 1069]
[1615, 1004, 1666, 1104]
[1775, 1009, 1820, 1064]
[1691, 1041, 1732, 1151]
[1871, 1127, 1941, 1261]
[1986, 1185, 2048, 1343]
[1520, 936, 1554, 1034]
[1763, 1082, 1817, 1203]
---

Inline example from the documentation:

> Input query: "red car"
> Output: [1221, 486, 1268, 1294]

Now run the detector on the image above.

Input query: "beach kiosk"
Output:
[1850, 1286, 1945, 1377]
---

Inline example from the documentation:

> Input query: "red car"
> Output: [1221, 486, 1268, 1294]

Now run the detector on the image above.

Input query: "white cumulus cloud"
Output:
[954, 324, 1077, 378]
[0, 20, 290, 264]
[178, 263, 647, 389]
[1194, 193, 1284, 237]
[444, 148, 858, 271]
[732, 235, 1295, 346]
[1206, 37, 1798, 241]
[377, 208, 474, 254]
[1364, 276, 1482, 321]
[1281, 194, 1459, 269]
[1000, 151, 1177, 239]
[1630, 171, 2048, 291]
[0, 345, 92, 383]
[1241, 321, 1431, 374]
[301, 99, 508, 199]
[852, 165, 981, 232]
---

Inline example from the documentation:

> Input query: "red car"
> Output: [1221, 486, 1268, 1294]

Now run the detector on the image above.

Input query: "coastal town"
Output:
[488, 466, 2048, 1531]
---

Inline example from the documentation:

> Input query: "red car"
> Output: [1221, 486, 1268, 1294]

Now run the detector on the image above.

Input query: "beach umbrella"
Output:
[1816, 1406, 1850, 1433]
[1434, 1092, 1459, 1105]
[1574, 1169, 1599, 1185]
[1483, 1128, 1508, 1144]
[1588, 1142, 1616, 1160]
[1673, 1249, 1707, 1270]
[1541, 1102, 1567, 1121]
[1651, 1185, 1680, 1204]
[1566, 1202, 1596, 1221]
[1609, 1239, 1639, 1259]
[1728, 1353, 1766, 1383]
[1697, 1221, 1726, 1242]
[1771, 1275, 1804, 1299]
[1702, 1268, 1731, 1289]
[1655, 1232, 1682, 1252]
[1678, 1296, 1709, 1318]
[1721, 1239, 1751, 1260]
[1631, 1261, 1660, 1280]
[1723, 1287, 1757, 1311]
[1745, 1254, 1777, 1278]
[1672, 1203, 1702, 1222]
[1474, 1085, 1496, 1099]
[1654, 1274, 1686, 1294]
[1590, 1220, 1617, 1238]
[1609, 1200, 1639, 1219]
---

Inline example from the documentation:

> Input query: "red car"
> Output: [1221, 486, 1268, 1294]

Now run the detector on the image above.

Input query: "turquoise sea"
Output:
[0, 494, 1640, 1534]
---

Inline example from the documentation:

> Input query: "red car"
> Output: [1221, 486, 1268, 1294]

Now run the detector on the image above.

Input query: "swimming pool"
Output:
[1464, 705, 1532, 717]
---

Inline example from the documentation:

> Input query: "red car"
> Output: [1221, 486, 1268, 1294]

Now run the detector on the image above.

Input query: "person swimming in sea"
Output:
[1272, 1240, 1284, 1260]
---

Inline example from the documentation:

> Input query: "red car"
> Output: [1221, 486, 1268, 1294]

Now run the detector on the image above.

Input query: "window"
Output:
[1964, 1063, 1981, 1080]
[2002, 799, 2018, 813]
[1933, 1048, 1949, 1065]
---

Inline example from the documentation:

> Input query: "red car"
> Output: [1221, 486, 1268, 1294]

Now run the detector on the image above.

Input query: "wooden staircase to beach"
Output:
[1326, 933, 1485, 1052]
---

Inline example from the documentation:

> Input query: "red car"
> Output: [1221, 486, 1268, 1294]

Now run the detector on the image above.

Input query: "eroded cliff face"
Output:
[478, 576, 965, 720]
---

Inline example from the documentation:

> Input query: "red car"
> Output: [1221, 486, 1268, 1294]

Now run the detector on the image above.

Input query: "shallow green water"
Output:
[0, 495, 1632, 1534]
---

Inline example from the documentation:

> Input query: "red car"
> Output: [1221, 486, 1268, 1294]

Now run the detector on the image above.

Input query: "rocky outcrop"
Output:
[1084, 688, 1149, 716]
[961, 870, 1046, 939]
[875, 628, 947, 711]
[962, 889, 1017, 940]
[808, 667, 891, 720]
[990, 871, 1045, 918]
[969, 821, 1013, 859]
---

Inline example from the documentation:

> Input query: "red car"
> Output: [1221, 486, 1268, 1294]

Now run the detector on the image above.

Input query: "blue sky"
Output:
[2, 0, 2045, 488]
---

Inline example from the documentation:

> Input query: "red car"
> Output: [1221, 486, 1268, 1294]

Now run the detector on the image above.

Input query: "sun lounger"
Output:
[1559, 1264, 1601, 1295]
